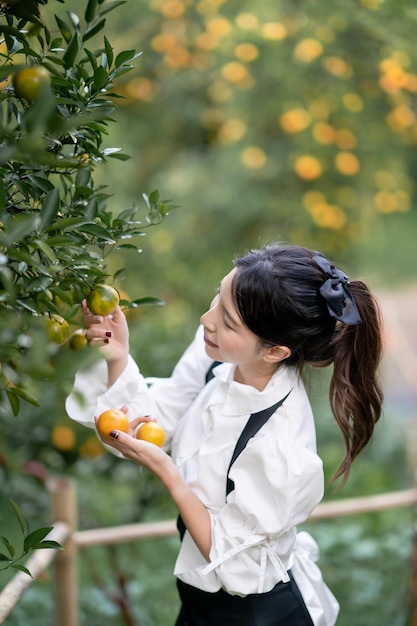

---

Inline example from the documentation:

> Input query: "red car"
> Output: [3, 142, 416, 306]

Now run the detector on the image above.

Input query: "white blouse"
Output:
[66, 326, 339, 626]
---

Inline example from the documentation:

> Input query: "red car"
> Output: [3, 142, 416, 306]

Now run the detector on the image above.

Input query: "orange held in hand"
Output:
[96, 409, 129, 438]
[136, 422, 166, 447]
[86, 284, 120, 317]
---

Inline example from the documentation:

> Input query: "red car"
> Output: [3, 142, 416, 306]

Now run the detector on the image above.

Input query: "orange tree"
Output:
[95, 0, 417, 329]
[0, 0, 171, 574]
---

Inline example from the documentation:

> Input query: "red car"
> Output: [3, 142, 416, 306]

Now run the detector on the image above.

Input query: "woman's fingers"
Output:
[126, 415, 153, 436]
[85, 327, 112, 345]
[104, 429, 163, 462]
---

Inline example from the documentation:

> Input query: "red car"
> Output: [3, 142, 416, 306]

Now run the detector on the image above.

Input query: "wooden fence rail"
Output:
[1, 480, 416, 625]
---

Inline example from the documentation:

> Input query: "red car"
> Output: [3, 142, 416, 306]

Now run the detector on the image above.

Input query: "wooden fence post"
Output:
[407, 430, 417, 626]
[48, 477, 79, 626]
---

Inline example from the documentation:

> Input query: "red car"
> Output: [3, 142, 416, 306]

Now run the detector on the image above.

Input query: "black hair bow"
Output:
[312, 253, 362, 325]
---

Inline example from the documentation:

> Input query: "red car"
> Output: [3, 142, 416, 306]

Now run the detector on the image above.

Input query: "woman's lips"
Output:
[204, 334, 218, 348]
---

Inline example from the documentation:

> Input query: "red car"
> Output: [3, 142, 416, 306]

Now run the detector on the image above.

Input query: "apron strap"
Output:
[226, 388, 292, 497]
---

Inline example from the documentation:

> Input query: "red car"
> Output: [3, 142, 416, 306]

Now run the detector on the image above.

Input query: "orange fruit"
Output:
[79, 436, 105, 459]
[69, 328, 88, 351]
[86, 284, 120, 316]
[13, 65, 51, 101]
[46, 314, 69, 345]
[96, 408, 129, 438]
[51, 425, 76, 451]
[136, 422, 166, 447]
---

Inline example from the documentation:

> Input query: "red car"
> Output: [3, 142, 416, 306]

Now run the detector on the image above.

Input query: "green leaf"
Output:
[84, 47, 97, 70]
[1, 537, 16, 558]
[8, 501, 27, 535]
[44, 236, 73, 247]
[78, 223, 116, 242]
[63, 33, 79, 69]
[83, 18, 106, 43]
[84, 197, 98, 219]
[46, 217, 94, 233]
[85, 0, 99, 23]
[27, 176, 55, 194]
[93, 65, 108, 91]
[21, 86, 55, 135]
[7, 386, 40, 407]
[67, 11, 81, 32]
[31, 540, 63, 551]
[15, 299, 39, 315]
[40, 188, 60, 230]
[117, 207, 138, 221]
[6, 390, 20, 416]
[98, 1, 127, 18]
[24, 527, 53, 552]
[116, 243, 142, 251]
[104, 36, 113, 68]
[75, 166, 91, 188]
[107, 152, 130, 161]
[11, 564, 32, 577]
[2, 215, 40, 245]
[0, 554, 12, 563]
[33, 239, 57, 263]
[124, 297, 165, 308]
[26, 276, 54, 294]
[0, 180, 5, 211]
[148, 189, 160, 204]
[102, 147, 124, 156]
[115, 50, 136, 68]
[0, 143, 17, 166]
[0, 273, 15, 305]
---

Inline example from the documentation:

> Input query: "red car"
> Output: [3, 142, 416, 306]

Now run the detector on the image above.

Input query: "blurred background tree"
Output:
[1, 0, 416, 625]
[84, 0, 417, 369]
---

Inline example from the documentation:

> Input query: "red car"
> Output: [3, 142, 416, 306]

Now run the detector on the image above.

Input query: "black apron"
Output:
[174, 574, 314, 626]
[174, 362, 314, 626]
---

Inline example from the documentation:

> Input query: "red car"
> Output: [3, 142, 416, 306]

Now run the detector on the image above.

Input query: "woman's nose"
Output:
[200, 301, 217, 328]
[200, 308, 212, 327]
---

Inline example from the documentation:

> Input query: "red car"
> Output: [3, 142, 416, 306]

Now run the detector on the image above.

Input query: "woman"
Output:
[66, 243, 383, 625]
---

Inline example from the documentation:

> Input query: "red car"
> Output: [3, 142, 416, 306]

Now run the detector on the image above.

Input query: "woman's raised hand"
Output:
[83, 301, 130, 384]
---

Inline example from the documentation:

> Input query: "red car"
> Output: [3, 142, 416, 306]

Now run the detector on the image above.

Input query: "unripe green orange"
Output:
[13, 66, 51, 101]
[86, 284, 120, 316]
[69, 329, 88, 351]
[46, 315, 69, 345]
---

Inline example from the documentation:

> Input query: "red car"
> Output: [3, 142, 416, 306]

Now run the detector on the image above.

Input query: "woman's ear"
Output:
[264, 345, 292, 363]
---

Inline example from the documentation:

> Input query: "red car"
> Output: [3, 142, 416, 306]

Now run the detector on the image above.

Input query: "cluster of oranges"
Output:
[45, 284, 120, 349]
[96, 409, 166, 447]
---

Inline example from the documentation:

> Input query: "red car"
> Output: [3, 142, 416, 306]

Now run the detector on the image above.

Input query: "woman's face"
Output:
[200, 269, 266, 367]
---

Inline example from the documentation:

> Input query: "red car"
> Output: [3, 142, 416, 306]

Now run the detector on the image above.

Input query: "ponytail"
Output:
[232, 243, 384, 485]
[329, 280, 383, 484]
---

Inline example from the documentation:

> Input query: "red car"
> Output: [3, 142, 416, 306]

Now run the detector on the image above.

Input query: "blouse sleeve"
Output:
[65, 355, 156, 429]
[65, 326, 212, 447]
[203, 434, 324, 595]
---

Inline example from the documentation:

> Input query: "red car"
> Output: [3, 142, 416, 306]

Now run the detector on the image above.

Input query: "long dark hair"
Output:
[232, 243, 383, 484]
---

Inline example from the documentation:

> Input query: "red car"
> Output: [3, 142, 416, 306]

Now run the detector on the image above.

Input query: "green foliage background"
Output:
[1, 0, 417, 624]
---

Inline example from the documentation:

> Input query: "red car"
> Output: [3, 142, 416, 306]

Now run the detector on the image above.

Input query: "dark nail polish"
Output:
[110, 430, 119, 439]
[104, 338, 109, 344]
[105, 331, 112, 337]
